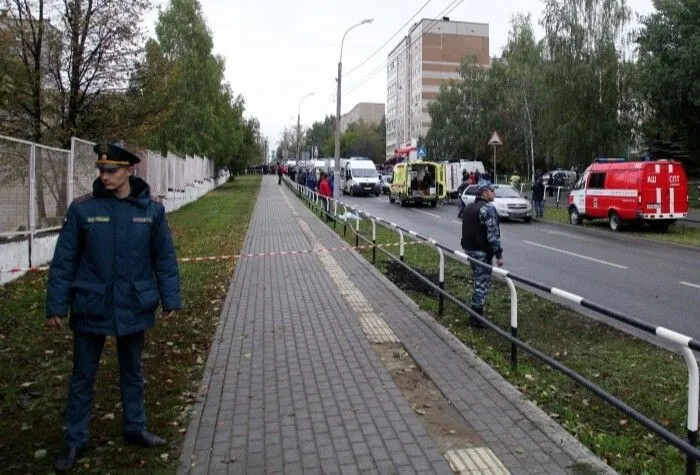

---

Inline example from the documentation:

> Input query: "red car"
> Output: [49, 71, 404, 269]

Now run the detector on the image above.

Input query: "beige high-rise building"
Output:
[385, 18, 489, 157]
[341, 102, 385, 133]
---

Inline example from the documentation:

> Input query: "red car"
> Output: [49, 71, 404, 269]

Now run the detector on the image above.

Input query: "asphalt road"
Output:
[336, 192, 700, 342]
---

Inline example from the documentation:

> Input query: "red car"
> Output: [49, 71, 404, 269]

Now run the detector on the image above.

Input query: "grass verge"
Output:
[542, 206, 700, 247]
[0, 176, 260, 473]
[302, 190, 692, 474]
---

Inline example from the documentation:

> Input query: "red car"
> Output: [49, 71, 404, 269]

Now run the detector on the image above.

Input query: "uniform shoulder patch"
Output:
[73, 193, 94, 204]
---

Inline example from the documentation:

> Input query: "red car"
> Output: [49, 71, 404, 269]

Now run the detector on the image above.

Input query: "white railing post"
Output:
[28, 145, 37, 267]
[68, 137, 75, 205]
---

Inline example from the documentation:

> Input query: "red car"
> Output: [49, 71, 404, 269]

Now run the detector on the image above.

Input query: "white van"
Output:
[340, 158, 380, 196]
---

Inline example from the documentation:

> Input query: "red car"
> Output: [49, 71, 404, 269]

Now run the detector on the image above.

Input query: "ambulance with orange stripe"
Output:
[567, 158, 688, 232]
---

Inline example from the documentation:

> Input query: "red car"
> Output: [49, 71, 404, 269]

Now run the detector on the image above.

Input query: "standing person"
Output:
[46, 143, 181, 472]
[461, 180, 504, 327]
[456, 173, 470, 219]
[277, 163, 283, 185]
[532, 174, 545, 219]
[318, 171, 332, 221]
[328, 171, 334, 198]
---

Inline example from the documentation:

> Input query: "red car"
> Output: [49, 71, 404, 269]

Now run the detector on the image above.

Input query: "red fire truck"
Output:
[567, 158, 688, 232]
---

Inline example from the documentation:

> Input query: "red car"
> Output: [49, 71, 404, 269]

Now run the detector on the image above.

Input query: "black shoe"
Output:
[469, 307, 486, 328]
[54, 446, 83, 472]
[123, 430, 166, 447]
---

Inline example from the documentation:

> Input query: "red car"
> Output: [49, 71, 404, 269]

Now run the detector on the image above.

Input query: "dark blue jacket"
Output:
[46, 177, 181, 336]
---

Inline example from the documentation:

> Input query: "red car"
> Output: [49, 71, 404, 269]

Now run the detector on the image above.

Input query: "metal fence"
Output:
[0, 134, 228, 276]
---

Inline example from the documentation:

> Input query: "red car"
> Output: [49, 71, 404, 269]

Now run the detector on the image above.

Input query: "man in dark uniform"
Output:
[46, 143, 182, 472]
[461, 180, 504, 327]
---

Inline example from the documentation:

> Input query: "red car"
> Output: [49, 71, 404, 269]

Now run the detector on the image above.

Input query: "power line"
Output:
[344, 0, 433, 77]
[342, 0, 464, 98]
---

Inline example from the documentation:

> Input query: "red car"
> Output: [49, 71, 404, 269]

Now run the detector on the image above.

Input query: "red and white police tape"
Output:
[0, 241, 422, 273]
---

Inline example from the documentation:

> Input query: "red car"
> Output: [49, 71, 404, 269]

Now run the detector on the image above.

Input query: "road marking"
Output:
[680, 281, 700, 289]
[523, 240, 628, 269]
[541, 230, 591, 241]
[411, 209, 441, 218]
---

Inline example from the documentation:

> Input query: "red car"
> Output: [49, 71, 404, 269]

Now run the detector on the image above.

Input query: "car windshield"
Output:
[495, 186, 520, 198]
[352, 168, 377, 178]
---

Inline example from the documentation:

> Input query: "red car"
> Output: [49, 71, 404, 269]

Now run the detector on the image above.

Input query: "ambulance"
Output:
[567, 158, 688, 231]
[389, 161, 446, 207]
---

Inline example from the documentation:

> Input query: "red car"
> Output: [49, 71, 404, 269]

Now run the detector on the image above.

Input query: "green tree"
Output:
[540, 0, 635, 167]
[636, 0, 700, 170]
[341, 120, 385, 162]
[305, 115, 335, 157]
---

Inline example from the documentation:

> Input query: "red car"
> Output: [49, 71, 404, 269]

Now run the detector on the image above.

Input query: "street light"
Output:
[334, 18, 373, 193]
[296, 92, 315, 161]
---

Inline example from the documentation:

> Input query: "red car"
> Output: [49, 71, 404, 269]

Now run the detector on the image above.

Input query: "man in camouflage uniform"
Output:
[461, 180, 504, 327]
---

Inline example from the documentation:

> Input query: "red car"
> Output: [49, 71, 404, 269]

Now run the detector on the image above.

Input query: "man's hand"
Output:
[495, 258, 504, 267]
[47, 316, 63, 329]
[162, 310, 176, 320]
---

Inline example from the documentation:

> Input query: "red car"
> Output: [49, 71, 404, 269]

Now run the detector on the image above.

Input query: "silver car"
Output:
[461, 184, 533, 222]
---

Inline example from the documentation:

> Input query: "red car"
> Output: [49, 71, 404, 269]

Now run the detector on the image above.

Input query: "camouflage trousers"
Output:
[466, 250, 493, 309]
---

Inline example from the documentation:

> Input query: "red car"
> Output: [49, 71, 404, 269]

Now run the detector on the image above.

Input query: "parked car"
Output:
[461, 184, 532, 222]
[379, 174, 392, 195]
[542, 169, 577, 189]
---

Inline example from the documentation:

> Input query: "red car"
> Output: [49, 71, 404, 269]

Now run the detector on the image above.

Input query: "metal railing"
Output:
[285, 176, 700, 473]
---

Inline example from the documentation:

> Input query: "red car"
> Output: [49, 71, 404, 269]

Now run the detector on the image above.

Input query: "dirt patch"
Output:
[385, 261, 438, 294]
[374, 342, 483, 453]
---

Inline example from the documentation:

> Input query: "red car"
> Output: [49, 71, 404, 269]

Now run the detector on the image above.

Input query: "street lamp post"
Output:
[334, 18, 373, 194]
[296, 92, 314, 161]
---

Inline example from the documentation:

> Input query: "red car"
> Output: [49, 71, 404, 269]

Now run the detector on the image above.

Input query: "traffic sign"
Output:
[418, 146, 426, 158]
[488, 131, 502, 146]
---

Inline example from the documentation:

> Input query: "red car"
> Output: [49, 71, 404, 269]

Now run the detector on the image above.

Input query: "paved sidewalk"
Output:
[178, 176, 613, 474]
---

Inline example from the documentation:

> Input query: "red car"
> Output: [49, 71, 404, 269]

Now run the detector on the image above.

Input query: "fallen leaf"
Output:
[244, 353, 251, 359]
[196, 356, 204, 364]
[101, 413, 115, 420]
[659, 417, 670, 427]
[414, 408, 426, 415]
[619, 419, 628, 426]
[160, 453, 170, 462]
[525, 374, 535, 381]
[21, 423, 31, 431]
[34, 449, 47, 460]
[19, 382, 37, 388]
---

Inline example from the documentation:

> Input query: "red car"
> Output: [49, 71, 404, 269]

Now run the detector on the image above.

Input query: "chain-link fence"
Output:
[0, 134, 230, 280]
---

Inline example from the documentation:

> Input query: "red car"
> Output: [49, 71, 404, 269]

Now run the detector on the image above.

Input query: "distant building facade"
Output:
[386, 18, 489, 157]
[341, 102, 385, 133]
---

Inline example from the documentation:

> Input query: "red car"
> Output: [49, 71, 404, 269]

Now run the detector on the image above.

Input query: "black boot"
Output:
[54, 446, 83, 472]
[469, 306, 485, 328]
[123, 430, 166, 447]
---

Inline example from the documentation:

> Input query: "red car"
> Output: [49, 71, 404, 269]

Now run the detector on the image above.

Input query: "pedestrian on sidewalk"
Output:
[461, 180, 504, 327]
[532, 173, 545, 219]
[46, 142, 182, 472]
[277, 163, 283, 185]
[318, 171, 332, 221]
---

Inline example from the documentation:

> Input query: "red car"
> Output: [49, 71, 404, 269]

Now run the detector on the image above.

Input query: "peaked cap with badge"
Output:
[94, 142, 141, 170]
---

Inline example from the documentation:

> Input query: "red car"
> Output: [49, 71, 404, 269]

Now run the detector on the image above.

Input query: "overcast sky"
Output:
[146, 0, 654, 151]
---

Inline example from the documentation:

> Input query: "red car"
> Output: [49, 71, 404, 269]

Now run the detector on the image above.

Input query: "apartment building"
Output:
[385, 18, 489, 157]
[341, 102, 385, 133]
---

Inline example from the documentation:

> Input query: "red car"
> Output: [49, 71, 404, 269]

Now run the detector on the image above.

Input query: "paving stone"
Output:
[177, 177, 610, 475]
